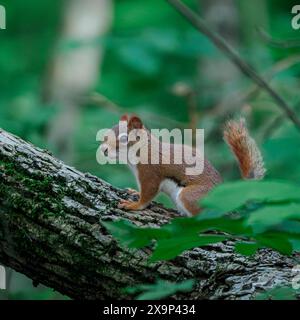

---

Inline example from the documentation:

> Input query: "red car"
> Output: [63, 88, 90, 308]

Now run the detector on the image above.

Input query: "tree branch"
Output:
[0, 128, 296, 299]
[167, 0, 300, 131]
[257, 27, 300, 49]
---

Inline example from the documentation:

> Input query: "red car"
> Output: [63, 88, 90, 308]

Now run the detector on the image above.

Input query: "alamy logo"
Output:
[0, 265, 6, 290]
[0, 5, 5, 30]
[96, 121, 205, 176]
[292, 5, 300, 30]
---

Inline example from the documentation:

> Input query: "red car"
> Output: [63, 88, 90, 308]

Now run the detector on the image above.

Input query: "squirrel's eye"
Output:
[118, 133, 128, 145]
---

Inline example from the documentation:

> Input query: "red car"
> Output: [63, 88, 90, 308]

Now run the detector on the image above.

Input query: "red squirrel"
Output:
[100, 115, 265, 216]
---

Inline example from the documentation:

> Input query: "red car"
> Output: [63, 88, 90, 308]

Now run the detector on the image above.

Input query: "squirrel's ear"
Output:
[128, 116, 143, 129]
[120, 114, 129, 121]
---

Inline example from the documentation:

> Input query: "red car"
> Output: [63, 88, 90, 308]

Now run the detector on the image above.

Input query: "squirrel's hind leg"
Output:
[176, 184, 211, 216]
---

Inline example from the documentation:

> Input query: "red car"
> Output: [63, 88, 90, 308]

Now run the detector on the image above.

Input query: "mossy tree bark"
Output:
[0, 128, 297, 299]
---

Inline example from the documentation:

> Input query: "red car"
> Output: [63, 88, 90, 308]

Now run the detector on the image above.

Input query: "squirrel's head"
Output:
[100, 114, 147, 161]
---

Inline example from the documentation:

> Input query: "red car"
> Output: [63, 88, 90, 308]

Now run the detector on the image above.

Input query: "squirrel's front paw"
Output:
[118, 199, 141, 211]
[126, 188, 140, 197]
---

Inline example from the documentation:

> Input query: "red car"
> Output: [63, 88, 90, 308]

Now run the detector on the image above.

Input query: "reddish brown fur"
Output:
[115, 115, 222, 214]
[223, 119, 256, 179]
[109, 115, 264, 215]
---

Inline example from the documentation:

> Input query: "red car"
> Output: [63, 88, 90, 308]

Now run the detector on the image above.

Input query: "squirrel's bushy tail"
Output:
[223, 118, 266, 180]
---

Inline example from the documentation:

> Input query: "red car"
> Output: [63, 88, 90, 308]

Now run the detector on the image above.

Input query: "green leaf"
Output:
[289, 238, 300, 252]
[101, 219, 170, 248]
[201, 180, 300, 213]
[150, 234, 227, 262]
[246, 203, 300, 233]
[276, 220, 300, 235]
[235, 241, 260, 256]
[164, 214, 250, 237]
[255, 232, 293, 255]
[125, 279, 195, 300]
[255, 286, 299, 300]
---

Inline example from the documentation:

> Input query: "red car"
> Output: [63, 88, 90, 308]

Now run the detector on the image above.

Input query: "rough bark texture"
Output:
[0, 128, 297, 300]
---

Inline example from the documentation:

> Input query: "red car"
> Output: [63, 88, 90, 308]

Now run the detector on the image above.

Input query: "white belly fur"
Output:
[159, 179, 191, 217]
[127, 167, 191, 216]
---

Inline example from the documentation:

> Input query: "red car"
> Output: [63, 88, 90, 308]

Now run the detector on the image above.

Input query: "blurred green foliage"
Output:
[0, 0, 300, 299]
